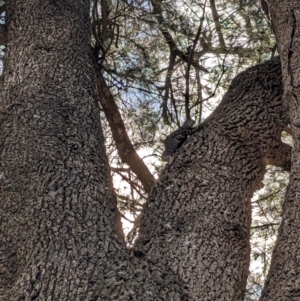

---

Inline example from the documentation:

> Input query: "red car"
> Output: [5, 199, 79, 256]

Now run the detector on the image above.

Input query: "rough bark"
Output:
[0, 0, 120, 298]
[136, 57, 290, 301]
[259, 1, 300, 300]
[0, 1, 292, 300]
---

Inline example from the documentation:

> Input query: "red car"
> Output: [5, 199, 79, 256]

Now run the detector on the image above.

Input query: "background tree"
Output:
[259, 1, 300, 300]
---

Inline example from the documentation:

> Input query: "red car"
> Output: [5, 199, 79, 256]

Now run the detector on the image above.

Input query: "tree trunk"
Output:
[259, 1, 300, 300]
[0, 2, 187, 300]
[0, 1, 125, 299]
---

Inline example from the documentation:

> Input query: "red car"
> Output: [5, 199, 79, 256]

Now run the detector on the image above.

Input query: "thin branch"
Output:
[95, 66, 156, 193]
[251, 188, 285, 204]
[251, 223, 279, 230]
[0, 23, 7, 46]
[209, 0, 226, 48]
[150, 0, 209, 73]
[111, 166, 131, 172]
[162, 51, 176, 124]
[119, 212, 135, 223]
[114, 169, 146, 194]
[185, 3, 206, 120]
[190, 62, 227, 110]
[117, 194, 144, 208]
[195, 67, 203, 124]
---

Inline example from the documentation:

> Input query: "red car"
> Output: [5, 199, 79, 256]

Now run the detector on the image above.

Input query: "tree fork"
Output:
[0, 1, 188, 300]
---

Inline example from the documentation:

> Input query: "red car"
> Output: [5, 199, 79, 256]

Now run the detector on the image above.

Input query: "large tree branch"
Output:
[259, 1, 300, 300]
[95, 68, 156, 193]
[136, 57, 291, 300]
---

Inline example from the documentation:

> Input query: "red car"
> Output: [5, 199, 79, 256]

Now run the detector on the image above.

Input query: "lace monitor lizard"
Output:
[161, 119, 197, 163]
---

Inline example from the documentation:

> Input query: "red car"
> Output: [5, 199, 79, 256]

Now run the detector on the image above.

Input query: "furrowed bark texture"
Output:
[259, 1, 300, 300]
[0, 1, 121, 299]
[0, 2, 189, 300]
[136, 58, 291, 301]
